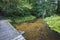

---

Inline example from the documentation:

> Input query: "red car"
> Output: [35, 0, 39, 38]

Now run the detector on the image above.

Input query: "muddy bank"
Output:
[13, 19, 60, 40]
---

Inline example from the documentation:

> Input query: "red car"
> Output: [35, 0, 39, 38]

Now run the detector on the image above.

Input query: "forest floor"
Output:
[13, 19, 60, 40]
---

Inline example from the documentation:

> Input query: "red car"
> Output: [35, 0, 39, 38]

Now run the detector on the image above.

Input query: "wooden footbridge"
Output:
[0, 20, 25, 40]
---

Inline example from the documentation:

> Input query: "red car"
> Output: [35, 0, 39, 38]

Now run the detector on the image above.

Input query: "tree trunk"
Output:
[57, 0, 60, 14]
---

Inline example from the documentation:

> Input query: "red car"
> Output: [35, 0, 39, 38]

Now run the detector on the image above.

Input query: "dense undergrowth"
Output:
[0, 0, 60, 40]
[7, 15, 36, 23]
[45, 15, 60, 33]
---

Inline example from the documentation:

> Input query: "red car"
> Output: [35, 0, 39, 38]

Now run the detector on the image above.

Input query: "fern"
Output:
[45, 16, 60, 33]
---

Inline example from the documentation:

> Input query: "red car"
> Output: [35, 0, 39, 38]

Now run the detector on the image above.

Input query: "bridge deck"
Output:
[0, 20, 25, 40]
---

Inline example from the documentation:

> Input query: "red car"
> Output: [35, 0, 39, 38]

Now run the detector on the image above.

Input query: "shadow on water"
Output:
[12, 19, 60, 40]
[47, 27, 60, 40]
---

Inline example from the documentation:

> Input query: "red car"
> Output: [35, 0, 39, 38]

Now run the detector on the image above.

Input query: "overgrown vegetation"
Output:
[0, 0, 58, 18]
[8, 15, 36, 23]
[0, 0, 60, 33]
[45, 15, 60, 33]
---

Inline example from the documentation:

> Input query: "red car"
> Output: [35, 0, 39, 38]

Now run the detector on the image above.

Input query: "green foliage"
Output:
[45, 16, 60, 33]
[8, 15, 36, 23]
[31, 0, 58, 18]
[0, 0, 18, 16]
[57, 0, 60, 14]
[0, 0, 58, 23]
[0, 0, 32, 17]
[0, 0, 58, 17]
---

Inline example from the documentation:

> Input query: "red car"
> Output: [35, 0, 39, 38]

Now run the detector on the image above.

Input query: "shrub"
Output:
[45, 16, 60, 33]
[8, 15, 36, 23]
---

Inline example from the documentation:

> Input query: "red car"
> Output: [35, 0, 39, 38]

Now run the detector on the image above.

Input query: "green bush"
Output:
[45, 16, 60, 33]
[8, 15, 36, 23]
[31, 0, 57, 18]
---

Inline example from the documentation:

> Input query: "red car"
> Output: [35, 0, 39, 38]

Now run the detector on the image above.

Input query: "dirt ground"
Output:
[13, 19, 60, 40]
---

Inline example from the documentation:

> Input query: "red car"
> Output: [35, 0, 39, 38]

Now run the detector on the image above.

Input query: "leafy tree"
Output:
[17, 0, 32, 17]
[0, 0, 58, 18]
[31, 0, 58, 18]
[57, 0, 60, 15]
[0, 0, 32, 17]
[0, 0, 18, 17]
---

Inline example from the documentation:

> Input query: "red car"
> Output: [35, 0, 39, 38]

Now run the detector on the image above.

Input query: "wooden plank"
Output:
[0, 20, 25, 40]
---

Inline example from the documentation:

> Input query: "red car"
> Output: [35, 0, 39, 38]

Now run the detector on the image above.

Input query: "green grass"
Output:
[45, 15, 60, 33]
[8, 15, 36, 23]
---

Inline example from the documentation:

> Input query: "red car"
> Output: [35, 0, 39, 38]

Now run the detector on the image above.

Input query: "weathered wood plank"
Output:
[0, 20, 25, 40]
